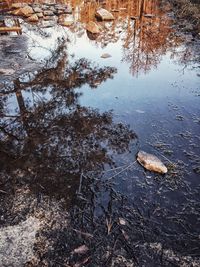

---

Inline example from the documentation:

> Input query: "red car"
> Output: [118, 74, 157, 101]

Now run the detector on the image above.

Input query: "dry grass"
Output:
[170, 0, 200, 36]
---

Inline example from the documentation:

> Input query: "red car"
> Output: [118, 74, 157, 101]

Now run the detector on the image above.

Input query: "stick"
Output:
[107, 160, 137, 180]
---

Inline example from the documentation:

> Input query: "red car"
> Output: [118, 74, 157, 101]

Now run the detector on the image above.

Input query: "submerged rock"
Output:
[86, 21, 100, 34]
[95, 8, 114, 21]
[101, 53, 111, 58]
[137, 151, 168, 174]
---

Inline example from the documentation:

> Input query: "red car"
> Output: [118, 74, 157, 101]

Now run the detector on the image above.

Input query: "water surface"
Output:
[0, 0, 200, 266]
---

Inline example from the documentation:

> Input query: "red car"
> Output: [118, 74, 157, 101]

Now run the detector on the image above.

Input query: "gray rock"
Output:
[43, 10, 54, 16]
[33, 7, 43, 13]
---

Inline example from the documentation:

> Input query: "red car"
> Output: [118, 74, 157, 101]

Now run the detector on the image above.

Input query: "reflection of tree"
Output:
[67, 0, 183, 76]
[0, 43, 136, 202]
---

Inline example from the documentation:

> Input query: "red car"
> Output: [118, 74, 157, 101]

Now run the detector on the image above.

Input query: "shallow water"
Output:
[0, 0, 200, 266]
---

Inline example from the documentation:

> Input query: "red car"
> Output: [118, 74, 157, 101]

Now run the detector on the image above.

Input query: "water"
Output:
[0, 0, 200, 266]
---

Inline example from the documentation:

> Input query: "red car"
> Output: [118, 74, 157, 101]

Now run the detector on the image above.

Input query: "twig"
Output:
[107, 160, 137, 180]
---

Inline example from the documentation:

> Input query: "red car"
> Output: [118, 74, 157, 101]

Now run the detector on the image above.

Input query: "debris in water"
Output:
[137, 150, 168, 174]
[135, 109, 145, 114]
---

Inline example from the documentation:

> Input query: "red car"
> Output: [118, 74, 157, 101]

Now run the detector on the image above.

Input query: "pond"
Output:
[0, 0, 200, 266]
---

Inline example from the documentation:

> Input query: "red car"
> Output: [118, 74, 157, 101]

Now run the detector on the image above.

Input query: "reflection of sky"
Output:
[11, 22, 200, 146]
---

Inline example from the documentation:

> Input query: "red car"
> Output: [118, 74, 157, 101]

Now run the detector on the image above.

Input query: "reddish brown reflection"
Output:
[1, 0, 183, 76]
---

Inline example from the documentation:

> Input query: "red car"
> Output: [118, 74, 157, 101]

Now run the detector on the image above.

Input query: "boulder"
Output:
[137, 151, 168, 174]
[86, 21, 100, 34]
[95, 8, 114, 21]
[18, 6, 34, 17]
[27, 14, 39, 23]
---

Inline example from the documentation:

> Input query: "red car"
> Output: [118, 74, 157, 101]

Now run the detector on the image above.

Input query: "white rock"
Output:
[137, 151, 168, 174]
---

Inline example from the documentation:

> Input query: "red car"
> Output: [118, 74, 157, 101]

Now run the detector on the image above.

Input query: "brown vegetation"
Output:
[169, 0, 200, 37]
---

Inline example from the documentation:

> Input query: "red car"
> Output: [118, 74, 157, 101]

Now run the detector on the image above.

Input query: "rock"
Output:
[55, 5, 72, 14]
[36, 12, 43, 18]
[41, 21, 55, 28]
[33, 7, 43, 13]
[137, 151, 168, 174]
[0, 68, 15, 75]
[101, 53, 111, 58]
[58, 15, 73, 26]
[43, 1, 56, 6]
[95, 8, 114, 21]
[130, 16, 139, 20]
[144, 14, 155, 18]
[11, 3, 25, 9]
[27, 14, 39, 23]
[86, 21, 100, 34]
[43, 15, 57, 21]
[60, 20, 73, 27]
[43, 10, 54, 16]
[18, 6, 34, 17]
